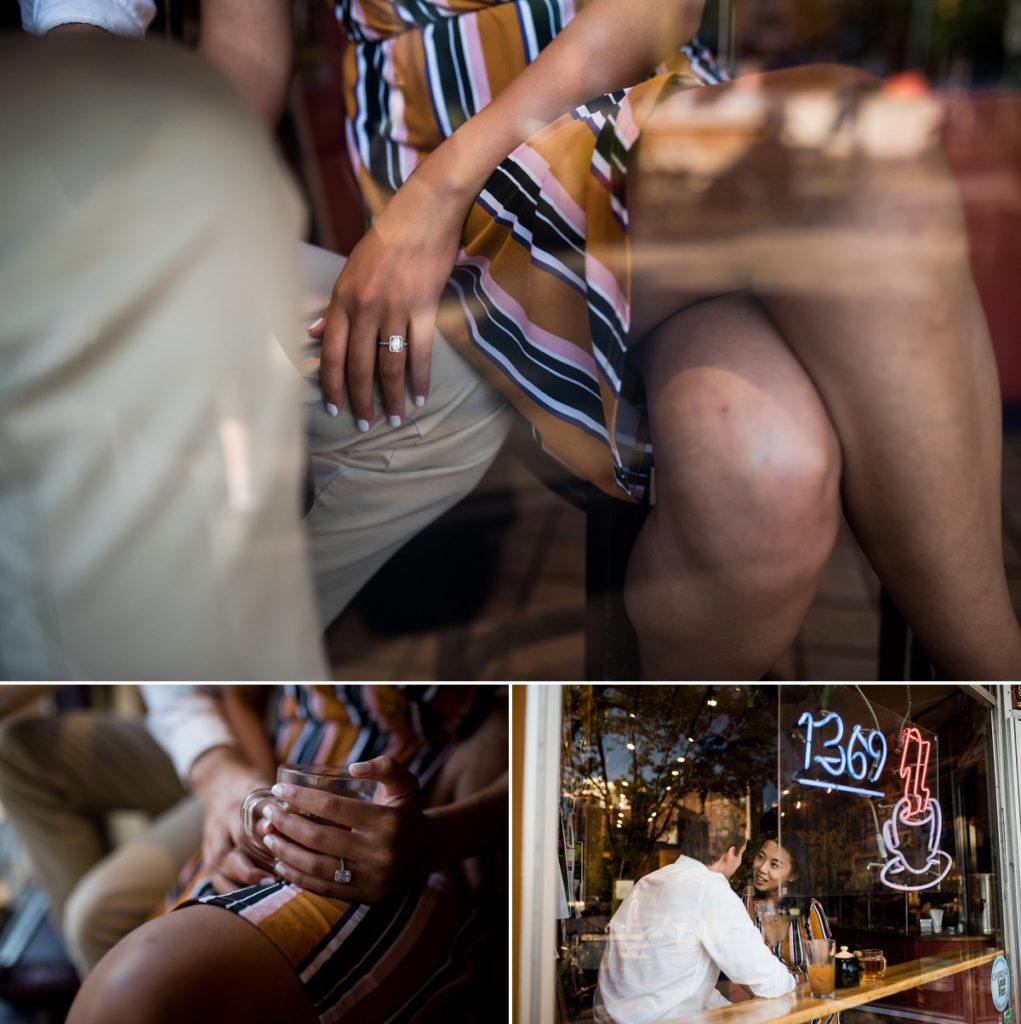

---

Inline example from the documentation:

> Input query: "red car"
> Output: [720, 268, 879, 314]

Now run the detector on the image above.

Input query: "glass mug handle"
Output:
[240, 788, 279, 869]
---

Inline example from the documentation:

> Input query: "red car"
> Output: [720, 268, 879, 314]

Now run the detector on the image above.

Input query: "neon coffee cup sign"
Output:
[796, 712, 952, 891]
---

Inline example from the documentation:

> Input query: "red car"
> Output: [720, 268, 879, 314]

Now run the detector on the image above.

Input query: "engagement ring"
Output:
[334, 858, 353, 884]
[380, 334, 405, 354]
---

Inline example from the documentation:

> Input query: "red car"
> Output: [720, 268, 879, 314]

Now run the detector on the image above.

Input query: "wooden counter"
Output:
[663, 948, 1003, 1024]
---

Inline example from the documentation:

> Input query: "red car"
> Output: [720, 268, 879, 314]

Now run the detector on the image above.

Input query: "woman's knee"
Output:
[67, 917, 183, 1024]
[650, 361, 842, 588]
[67, 906, 316, 1024]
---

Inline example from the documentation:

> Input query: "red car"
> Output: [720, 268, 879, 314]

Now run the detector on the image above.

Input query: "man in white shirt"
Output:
[595, 828, 797, 1023]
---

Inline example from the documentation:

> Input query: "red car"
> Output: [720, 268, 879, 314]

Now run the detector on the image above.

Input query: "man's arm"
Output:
[142, 686, 275, 890]
[696, 880, 798, 998]
[141, 685, 239, 784]
[20, 0, 292, 127]
[19, 0, 155, 37]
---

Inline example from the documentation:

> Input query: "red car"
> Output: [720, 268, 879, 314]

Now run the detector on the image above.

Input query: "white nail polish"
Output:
[325, 402, 339, 417]
[259, 876, 275, 886]
[414, 395, 426, 407]
[389, 415, 402, 428]
[308, 316, 325, 332]
[356, 419, 370, 433]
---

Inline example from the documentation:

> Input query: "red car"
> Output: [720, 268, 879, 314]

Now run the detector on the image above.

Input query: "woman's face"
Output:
[751, 839, 797, 897]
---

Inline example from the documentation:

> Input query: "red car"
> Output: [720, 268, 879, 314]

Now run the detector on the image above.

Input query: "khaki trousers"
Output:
[0, 35, 323, 680]
[0, 710, 199, 976]
[297, 244, 515, 628]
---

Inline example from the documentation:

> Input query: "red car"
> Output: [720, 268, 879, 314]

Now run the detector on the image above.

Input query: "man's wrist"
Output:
[48, 23, 112, 34]
[188, 744, 254, 797]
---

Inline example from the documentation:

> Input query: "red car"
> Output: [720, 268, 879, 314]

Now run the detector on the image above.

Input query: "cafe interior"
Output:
[524, 684, 1021, 1024]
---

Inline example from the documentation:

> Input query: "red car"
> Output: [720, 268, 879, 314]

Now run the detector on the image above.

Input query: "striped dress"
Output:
[169, 685, 500, 1023]
[339, 0, 726, 500]
[745, 895, 838, 1024]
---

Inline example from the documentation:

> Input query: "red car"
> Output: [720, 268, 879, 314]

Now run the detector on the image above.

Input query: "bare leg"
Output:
[625, 294, 842, 679]
[627, 64, 1021, 679]
[67, 906, 317, 1024]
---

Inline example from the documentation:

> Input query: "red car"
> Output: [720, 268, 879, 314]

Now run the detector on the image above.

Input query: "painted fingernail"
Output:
[261, 804, 275, 820]
[259, 876, 275, 886]
[414, 395, 426, 408]
[356, 419, 370, 433]
[271, 784, 286, 798]
[349, 760, 370, 774]
[308, 316, 324, 332]
[389, 414, 402, 428]
[325, 402, 339, 417]
[264, 833, 278, 848]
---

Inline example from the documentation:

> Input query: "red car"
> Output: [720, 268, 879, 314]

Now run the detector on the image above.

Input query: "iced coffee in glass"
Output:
[806, 938, 836, 999]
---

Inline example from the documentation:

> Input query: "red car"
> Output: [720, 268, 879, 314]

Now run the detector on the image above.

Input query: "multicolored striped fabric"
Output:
[169, 686, 493, 1023]
[745, 894, 838, 1024]
[338, 0, 727, 499]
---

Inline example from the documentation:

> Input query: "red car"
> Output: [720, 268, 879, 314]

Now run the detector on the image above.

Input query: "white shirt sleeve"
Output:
[20, 0, 156, 37]
[141, 685, 238, 785]
[696, 877, 798, 998]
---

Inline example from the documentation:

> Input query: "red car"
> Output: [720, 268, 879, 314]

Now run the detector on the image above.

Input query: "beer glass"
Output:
[860, 949, 887, 982]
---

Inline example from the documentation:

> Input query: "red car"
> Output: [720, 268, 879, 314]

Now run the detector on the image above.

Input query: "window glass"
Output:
[556, 685, 1005, 1023]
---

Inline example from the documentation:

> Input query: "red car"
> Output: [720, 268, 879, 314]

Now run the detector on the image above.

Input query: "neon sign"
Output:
[795, 711, 888, 798]
[879, 727, 952, 892]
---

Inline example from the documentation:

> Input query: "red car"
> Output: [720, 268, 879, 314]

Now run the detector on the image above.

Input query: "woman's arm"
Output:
[419, 0, 706, 204]
[320, 0, 705, 427]
[222, 686, 277, 780]
[199, 0, 292, 126]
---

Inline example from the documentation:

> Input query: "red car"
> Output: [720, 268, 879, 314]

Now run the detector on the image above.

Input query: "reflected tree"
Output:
[562, 686, 777, 887]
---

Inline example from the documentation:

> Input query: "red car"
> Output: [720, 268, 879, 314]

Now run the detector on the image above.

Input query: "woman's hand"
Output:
[315, 172, 469, 430]
[261, 755, 435, 902]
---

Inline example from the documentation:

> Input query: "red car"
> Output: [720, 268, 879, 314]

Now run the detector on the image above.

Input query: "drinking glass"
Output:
[240, 764, 377, 870]
[806, 938, 836, 999]
[860, 949, 887, 982]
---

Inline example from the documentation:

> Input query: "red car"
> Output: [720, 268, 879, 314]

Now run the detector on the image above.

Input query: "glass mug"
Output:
[806, 938, 836, 999]
[860, 949, 888, 982]
[240, 764, 377, 871]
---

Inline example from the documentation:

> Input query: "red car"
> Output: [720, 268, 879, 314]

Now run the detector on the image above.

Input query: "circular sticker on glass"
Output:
[991, 955, 1010, 1013]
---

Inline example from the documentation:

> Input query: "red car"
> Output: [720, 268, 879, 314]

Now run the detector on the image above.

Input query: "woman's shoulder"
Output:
[804, 897, 832, 935]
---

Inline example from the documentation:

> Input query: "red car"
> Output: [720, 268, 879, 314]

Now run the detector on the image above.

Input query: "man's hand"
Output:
[189, 745, 275, 892]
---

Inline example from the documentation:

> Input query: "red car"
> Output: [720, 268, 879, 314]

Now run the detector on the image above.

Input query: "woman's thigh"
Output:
[627, 63, 881, 345]
[67, 905, 318, 1024]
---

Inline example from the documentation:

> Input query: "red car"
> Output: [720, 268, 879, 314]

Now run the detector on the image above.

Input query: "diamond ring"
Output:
[379, 334, 405, 354]
[333, 857, 352, 884]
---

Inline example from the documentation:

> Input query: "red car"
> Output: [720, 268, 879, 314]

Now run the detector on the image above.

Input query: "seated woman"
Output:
[66, 685, 508, 1023]
[304, 0, 1021, 680]
[744, 831, 831, 979]
[744, 831, 838, 1024]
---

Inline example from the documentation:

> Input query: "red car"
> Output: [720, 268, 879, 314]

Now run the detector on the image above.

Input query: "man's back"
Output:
[595, 856, 795, 1024]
